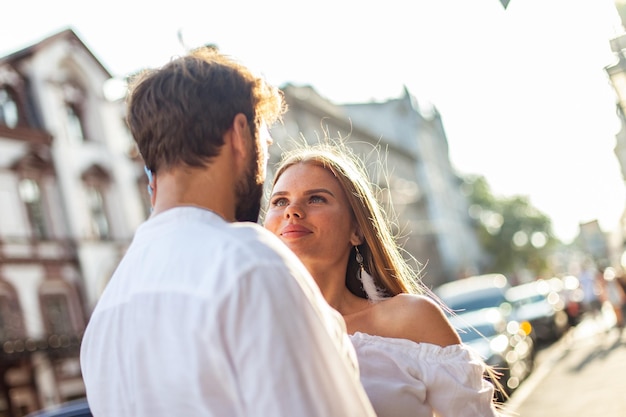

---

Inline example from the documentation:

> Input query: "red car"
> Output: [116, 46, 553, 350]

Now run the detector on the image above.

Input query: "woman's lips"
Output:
[280, 224, 312, 238]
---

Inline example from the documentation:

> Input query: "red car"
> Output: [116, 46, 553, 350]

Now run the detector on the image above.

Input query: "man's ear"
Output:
[229, 113, 251, 162]
[149, 174, 157, 208]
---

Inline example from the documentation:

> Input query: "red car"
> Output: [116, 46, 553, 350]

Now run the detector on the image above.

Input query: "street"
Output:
[503, 305, 626, 416]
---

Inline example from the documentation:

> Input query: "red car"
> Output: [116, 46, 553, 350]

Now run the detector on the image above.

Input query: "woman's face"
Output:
[264, 162, 362, 270]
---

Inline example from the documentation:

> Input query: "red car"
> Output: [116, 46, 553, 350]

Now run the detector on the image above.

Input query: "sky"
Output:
[2, 0, 626, 244]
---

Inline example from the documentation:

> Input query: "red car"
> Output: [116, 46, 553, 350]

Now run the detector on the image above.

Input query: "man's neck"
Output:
[151, 165, 236, 221]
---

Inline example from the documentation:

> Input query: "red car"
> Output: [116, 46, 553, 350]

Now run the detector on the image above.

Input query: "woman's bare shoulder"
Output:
[377, 293, 461, 347]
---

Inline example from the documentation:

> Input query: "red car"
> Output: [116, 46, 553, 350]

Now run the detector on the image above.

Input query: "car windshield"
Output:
[443, 293, 506, 313]
[510, 294, 545, 305]
[506, 281, 553, 306]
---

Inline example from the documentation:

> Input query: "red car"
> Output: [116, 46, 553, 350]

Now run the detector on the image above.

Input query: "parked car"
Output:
[449, 307, 535, 400]
[505, 280, 570, 344]
[26, 398, 91, 417]
[434, 273, 511, 315]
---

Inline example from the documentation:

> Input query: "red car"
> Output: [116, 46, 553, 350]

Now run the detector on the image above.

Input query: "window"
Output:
[40, 293, 73, 336]
[12, 151, 55, 240]
[62, 83, 89, 143]
[18, 178, 49, 239]
[65, 102, 87, 142]
[86, 185, 110, 240]
[82, 165, 113, 240]
[0, 86, 19, 128]
[0, 282, 25, 342]
[39, 276, 86, 340]
[0, 297, 23, 341]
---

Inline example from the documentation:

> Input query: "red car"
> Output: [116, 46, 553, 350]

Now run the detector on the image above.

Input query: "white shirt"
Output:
[350, 332, 500, 417]
[80, 207, 375, 417]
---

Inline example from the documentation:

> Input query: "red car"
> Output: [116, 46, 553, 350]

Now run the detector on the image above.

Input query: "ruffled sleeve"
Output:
[350, 332, 501, 417]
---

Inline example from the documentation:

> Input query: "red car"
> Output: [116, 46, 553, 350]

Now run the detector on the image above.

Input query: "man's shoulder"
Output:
[226, 222, 319, 283]
[228, 222, 292, 256]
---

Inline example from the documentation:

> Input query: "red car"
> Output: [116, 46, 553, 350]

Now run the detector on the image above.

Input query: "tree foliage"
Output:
[462, 174, 559, 279]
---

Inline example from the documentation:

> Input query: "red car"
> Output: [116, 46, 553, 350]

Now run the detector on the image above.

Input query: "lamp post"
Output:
[606, 33, 626, 179]
[606, 34, 626, 118]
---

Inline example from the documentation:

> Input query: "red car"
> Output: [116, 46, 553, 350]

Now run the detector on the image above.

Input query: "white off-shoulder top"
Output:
[350, 332, 501, 417]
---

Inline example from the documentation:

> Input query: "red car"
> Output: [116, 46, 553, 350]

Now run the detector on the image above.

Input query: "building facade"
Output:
[0, 29, 147, 415]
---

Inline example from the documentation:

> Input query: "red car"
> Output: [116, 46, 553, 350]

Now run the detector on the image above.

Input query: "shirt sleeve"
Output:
[219, 260, 376, 417]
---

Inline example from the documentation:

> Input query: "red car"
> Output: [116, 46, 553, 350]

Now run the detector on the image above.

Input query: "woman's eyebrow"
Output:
[270, 188, 336, 199]
[304, 188, 335, 197]
[269, 190, 288, 199]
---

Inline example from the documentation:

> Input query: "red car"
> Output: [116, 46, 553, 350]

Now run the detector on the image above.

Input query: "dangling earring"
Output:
[355, 246, 386, 302]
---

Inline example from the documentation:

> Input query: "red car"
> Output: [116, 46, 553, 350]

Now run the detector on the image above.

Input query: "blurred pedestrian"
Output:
[263, 141, 504, 417]
[618, 273, 626, 329]
[80, 47, 375, 417]
[578, 261, 602, 318]
[599, 267, 626, 329]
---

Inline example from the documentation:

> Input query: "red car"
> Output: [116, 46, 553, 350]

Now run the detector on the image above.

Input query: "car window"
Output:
[443, 293, 506, 313]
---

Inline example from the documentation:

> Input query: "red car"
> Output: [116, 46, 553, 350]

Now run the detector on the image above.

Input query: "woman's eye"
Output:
[271, 198, 288, 207]
[310, 195, 326, 203]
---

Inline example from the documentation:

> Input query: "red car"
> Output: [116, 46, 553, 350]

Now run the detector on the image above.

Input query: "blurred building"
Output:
[0, 29, 147, 415]
[269, 85, 485, 287]
[577, 220, 611, 268]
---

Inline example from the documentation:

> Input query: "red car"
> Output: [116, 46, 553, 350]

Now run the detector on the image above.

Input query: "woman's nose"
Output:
[284, 203, 303, 219]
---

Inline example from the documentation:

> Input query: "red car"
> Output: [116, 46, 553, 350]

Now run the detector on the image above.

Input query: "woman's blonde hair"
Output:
[270, 139, 427, 298]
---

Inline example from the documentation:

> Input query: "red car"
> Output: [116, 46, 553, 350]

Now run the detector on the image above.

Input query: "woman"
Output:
[599, 267, 626, 329]
[264, 141, 503, 417]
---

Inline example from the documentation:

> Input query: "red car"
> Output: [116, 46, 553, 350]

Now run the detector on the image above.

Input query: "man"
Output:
[80, 47, 375, 417]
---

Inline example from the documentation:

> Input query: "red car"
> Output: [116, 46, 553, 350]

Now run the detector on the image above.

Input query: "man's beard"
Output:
[234, 145, 264, 223]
